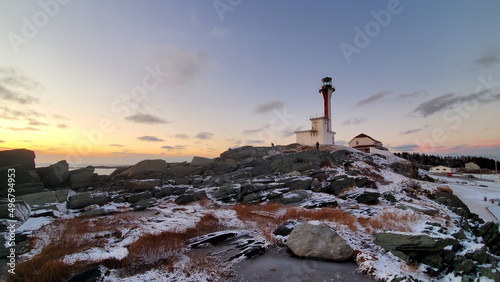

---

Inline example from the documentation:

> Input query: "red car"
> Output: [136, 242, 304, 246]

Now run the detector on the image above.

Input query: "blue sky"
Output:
[0, 0, 499, 165]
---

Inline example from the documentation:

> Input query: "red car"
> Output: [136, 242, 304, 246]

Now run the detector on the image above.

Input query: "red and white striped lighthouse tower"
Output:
[319, 77, 335, 131]
[295, 76, 336, 145]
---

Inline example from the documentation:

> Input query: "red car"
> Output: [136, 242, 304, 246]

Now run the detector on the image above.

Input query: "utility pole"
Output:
[496, 156, 498, 175]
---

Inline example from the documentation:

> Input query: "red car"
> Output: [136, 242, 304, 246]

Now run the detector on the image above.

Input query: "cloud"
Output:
[0, 126, 39, 131]
[57, 123, 69, 129]
[125, 113, 169, 124]
[109, 144, 123, 147]
[137, 136, 165, 142]
[195, 132, 214, 140]
[412, 89, 500, 117]
[474, 55, 500, 68]
[254, 100, 285, 114]
[391, 144, 419, 151]
[0, 140, 4, 143]
[0, 67, 43, 105]
[396, 91, 426, 102]
[161, 145, 186, 151]
[355, 91, 391, 108]
[174, 133, 189, 139]
[451, 144, 469, 150]
[26, 118, 48, 126]
[399, 128, 421, 135]
[342, 117, 367, 125]
[0, 85, 40, 104]
[0, 106, 46, 120]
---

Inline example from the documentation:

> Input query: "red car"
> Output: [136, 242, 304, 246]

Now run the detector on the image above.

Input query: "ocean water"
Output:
[36, 163, 128, 176]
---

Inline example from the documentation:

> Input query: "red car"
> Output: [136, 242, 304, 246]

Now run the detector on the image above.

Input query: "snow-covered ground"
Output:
[426, 172, 500, 222]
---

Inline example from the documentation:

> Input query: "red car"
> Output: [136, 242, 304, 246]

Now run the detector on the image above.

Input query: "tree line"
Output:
[394, 152, 498, 171]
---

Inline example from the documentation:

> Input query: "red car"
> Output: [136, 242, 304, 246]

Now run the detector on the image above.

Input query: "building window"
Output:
[356, 141, 359, 145]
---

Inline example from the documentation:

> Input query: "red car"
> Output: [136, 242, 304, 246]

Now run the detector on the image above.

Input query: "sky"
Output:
[0, 0, 499, 165]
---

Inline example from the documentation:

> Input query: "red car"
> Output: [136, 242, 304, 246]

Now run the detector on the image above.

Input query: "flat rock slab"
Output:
[374, 232, 458, 252]
[189, 230, 265, 261]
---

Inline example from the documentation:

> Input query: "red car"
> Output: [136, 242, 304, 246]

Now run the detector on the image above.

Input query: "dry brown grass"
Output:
[362, 208, 422, 234]
[13, 217, 106, 282]
[121, 213, 225, 273]
[13, 211, 225, 281]
[437, 186, 453, 194]
[229, 203, 358, 242]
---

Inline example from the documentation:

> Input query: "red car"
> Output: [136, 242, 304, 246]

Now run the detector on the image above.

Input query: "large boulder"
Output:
[120, 159, 169, 178]
[154, 186, 188, 198]
[127, 191, 152, 203]
[0, 165, 44, 197]
[190, 156, 214, 167]
[41, 160, 69, 188]
[17, 190, 64, 206]
[131, 198, 157, 211]
[321, 176, 356, 196]
[211, 183, 240, 203]
[124, 180, 160, 191]
[276, 190, 310, 205]
[220, 146, 257, 162]
[475, 222, 500, 256]
[374, 232, 458, 252]
[166, 165, 202, 178]
[286, 177, 313, 190]
[69, 166, 96, 189]
[286, 222, 354, 261]
[0, 149, 36, 170]
[0, 199, 30, 225]
[434, 191, 471, 218]
[174, 190, 207, 205]
[67, 192, 109, 209]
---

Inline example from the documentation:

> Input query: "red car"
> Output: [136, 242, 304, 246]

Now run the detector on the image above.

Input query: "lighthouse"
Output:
[319, 77, 335, 131]
[294, 77, 336, 146]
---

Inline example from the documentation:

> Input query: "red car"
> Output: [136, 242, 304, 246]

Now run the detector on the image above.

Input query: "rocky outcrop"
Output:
[374, 232, 458, 252]
[286, 222, 354, 261]
[17, 189, 69, 206]
[0, 149, 36, 170]
[131, 198, 157, 211]
[69, 166, 96, 189]
[189, 230, 265, 261]
[41, 160, 69, 188]
[0, 199, 30, 228]
[321, 176, 356, 196]
[124, 180, 160, 191]
[67, 192, 109, 209]
[0, 165, 44, 197]
[220, 146, 262, 162]
[119, 159, 169, 179]
[190, 156, 215, 167]
[174, 190, 207, 205]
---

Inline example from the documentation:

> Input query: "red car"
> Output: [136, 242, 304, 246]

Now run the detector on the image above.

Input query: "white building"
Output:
[465, 162, 480, 170]
[348, 133, 385, 153]
[430, 166, 456, 173]
[295, 77, 336, 145]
